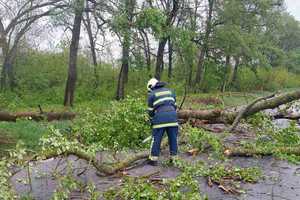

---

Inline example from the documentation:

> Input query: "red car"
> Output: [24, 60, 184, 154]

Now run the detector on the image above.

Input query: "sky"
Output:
[285, 0, 300, 21]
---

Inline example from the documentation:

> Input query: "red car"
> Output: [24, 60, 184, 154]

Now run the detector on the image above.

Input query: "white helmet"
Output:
[147, 78, 158, 91]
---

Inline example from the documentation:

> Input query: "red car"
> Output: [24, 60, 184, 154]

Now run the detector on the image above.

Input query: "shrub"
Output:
[75, 96, 151, 150]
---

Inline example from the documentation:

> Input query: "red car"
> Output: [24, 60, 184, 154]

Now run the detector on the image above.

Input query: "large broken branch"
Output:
[178, 90, 300, 124]
[39, 149, 148, 175]
[224, 146, 300, 157]
[229, 93, 276, 131]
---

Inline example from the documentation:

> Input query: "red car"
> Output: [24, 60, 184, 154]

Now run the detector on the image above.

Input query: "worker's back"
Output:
[147, 82, 178, 129]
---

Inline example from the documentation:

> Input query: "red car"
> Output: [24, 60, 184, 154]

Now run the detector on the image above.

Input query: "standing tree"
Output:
[154, 0, 179, 80]
[194, 0, 214, 90]
[115, 0, 136, 100]
[64, 0, 85, 106]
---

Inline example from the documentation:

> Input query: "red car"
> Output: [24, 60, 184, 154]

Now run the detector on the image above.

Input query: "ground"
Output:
[2, 91, 300, 199]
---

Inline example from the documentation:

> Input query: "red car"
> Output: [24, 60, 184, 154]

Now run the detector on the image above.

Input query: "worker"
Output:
[146, 78, 178, 166]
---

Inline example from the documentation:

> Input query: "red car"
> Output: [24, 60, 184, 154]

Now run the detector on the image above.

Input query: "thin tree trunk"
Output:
[154, 0, 179, 80]
[64, 0, 84, 107]
[1, 56, 15, 90]
[116, 0, 134, 100]
[139, 30, 151, 71]
[116, 45, 129, 100]
[168, 37, 173, 79]
[155, 38, 168, 80]
[231, 57, 240, 88]
[194, 0, 214, 89]
[84, 1, 99, 88]
[221, 55, 230, 93]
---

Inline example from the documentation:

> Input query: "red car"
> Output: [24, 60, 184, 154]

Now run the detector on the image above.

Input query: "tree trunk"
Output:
[84, 0, 99, 88]
[194, 0, 214, 90]
[221, 55, 230, 93]
[139, 30, 151, 71]
[225, 146, 300, 157]
[168, 37, 173, 79]
[1, 57, 15, 90]
[115, 0, 134, 100]
[154, 0, 179, 80]
[231, 57, 240, 87]
[116, 45, 129, 100]
[155, 38, 168, 80]
[64, 0, 84, 107]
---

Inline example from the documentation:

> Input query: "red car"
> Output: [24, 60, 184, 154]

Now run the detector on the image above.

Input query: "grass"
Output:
[0, 120, 71, 156]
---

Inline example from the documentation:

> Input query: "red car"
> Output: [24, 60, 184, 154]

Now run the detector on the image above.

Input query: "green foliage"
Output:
[105, 173, 205, 200]
[184, 126, 223, 157]
[172, 158, 262, 192]
[136, 8, 166, 37]
[206, 165, 262, 183]
[0, 159, 17, 200]
[51, 175, 80, 200]
[0, 142, 30, 200]
[39, 126, 83, 155]
[75, 96, 151, 150]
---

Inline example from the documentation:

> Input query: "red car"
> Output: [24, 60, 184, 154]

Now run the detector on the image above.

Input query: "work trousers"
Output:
[150, 126, 178, 161]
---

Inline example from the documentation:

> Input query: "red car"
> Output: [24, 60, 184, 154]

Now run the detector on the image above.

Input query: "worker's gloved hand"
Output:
[147, 117, 153, 126]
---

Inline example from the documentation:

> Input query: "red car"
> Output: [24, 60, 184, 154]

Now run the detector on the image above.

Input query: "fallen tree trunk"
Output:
[224, 146, 300, 157]
[1, 90, 299, 123]
[0, 111, 76, 122]
[178, 90, 300, 124]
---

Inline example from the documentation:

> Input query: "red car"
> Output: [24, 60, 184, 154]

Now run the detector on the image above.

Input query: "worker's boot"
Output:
[146, 159, 158, 166]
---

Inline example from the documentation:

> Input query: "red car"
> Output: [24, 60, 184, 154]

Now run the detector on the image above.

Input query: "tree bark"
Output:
[64, 0, 84, 107]
[225, 146, 300, 157]
[139, 30, 151, 71]
[168, 37, 173, 79]
[155, 39, 168, 80]
[116, 0, 134, 100]
[231, 56, 240, 87]
[116, 45, 129, 100]
[84, 0, 99, 88]
[194, 0, 214, 89]
[221, 55, 230, 93]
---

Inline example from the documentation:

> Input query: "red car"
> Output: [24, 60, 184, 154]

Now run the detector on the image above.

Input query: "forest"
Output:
[1, 0, 300, 199]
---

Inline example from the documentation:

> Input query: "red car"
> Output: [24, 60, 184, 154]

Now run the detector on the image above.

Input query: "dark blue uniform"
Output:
[147, 82, 178, 161]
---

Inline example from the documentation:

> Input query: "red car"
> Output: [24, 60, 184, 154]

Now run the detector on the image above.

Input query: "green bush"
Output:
[75, 96, 151, 150]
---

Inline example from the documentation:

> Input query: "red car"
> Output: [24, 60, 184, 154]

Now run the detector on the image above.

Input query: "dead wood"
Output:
[224, 146, 300, 157]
